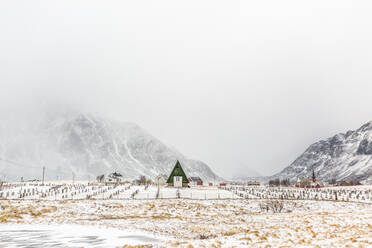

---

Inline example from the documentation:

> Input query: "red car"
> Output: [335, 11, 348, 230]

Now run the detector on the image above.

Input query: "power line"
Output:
[0, 157, 87, 182]
[0, 157, 39, 169]
[0, 157, 63, 174]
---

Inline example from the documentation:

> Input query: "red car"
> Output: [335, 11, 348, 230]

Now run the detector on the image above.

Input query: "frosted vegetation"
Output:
[0, 182, 371, 247]
[1, 182, 371, 203]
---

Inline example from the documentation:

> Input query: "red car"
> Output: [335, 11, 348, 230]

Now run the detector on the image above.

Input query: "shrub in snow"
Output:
[259, 200, 284, 213]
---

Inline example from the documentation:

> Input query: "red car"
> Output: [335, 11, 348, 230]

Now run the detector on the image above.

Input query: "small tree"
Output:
[259, 200, 284, 213]
[329, 178, 337, 185]
[281, 179, 290, 186]
[312, 170, 316, 182]
[139, 176, 147, 185]
[269, 178, 281, 187]
[146, 179, 154, 185]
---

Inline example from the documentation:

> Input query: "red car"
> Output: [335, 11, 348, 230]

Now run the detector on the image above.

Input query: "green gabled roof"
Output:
[167, 160, 189, 184]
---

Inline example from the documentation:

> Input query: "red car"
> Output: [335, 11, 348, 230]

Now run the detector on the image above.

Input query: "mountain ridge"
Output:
[272, 120, 372, 184]
[0, 112, 221, 182]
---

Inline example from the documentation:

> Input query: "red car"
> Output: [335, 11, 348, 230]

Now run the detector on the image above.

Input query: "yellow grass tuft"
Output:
[122, 245, 152, 248]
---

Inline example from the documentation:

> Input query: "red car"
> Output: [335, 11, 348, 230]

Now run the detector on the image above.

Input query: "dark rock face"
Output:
[272, 121, 372, 183]
[357, 139, 372, 155]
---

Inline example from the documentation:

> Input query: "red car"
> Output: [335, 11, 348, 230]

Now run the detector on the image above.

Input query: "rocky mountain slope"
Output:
[273, 121, 372, 183]
[0, 112, 220, 182]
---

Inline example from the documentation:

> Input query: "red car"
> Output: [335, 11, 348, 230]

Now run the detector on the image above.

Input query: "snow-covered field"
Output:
[1, 183, 371, 247]
[224, 185, 372, 203]
[2, 182, 371, 202]
[0, 224, 161, 248]
[0, 182, 239, 200]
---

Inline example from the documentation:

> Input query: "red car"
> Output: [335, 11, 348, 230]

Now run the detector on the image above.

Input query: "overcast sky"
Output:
[1, 1, 372, 178]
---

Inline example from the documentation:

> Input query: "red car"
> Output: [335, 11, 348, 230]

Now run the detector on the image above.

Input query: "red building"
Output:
[188, 177, 203, 186]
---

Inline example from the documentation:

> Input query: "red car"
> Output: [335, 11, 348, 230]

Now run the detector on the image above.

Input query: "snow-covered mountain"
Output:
[272, 121, 372, 184]
[0, 112, 220, 182]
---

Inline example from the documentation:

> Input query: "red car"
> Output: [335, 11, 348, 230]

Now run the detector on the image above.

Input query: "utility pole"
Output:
[42, 166, 45, 185]
[72, 172, 75, 185]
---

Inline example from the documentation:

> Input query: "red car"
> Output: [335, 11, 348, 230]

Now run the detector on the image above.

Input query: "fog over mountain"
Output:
[0, 111, 220, 182]
[1, 1, 372, 178]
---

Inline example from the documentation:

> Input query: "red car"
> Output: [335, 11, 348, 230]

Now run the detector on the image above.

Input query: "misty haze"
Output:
[0, 1, 371, 247]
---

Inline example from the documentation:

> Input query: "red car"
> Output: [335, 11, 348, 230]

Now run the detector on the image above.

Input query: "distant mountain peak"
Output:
[272, 120, 372, 184]
[0, 111, 221, 182]
[357, 120, 372, 132]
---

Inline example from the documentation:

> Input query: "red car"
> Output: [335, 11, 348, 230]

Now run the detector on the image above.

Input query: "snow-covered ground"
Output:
[0, 224, 161, 248]
[0, 182, 240, 200]
[1, 184, 371, 247]
[1, 181, 371, 203]
[224, 185, 372, 203]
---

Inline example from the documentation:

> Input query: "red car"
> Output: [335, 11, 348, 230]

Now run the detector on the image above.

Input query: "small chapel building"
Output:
[167, 160, 189, 187]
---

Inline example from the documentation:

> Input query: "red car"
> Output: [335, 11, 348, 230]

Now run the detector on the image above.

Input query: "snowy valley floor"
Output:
[0, 199, 371, 247]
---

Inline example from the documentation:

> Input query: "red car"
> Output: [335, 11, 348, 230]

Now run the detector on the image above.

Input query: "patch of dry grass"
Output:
[0, 203, 57, 222]
[1, 199, 371, 247]
[122, 245, 152, 248]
